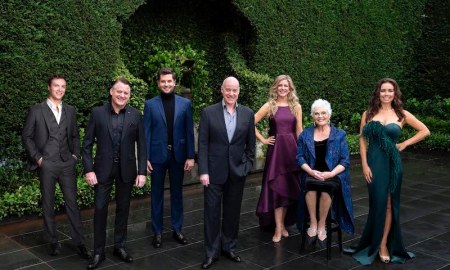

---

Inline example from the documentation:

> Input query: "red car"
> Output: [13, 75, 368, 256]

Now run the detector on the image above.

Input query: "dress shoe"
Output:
[77, 244, 93, 259]
[152, 234, 162, 248]
[173, 231, 188, 245]
[49, 242, 60, 256]
[87, 253, 105, 269]
[317, 229, 327, 249]
[272, 235, 282, 243]
[379, 246, 390, 263]
[113, 247, 133, 263]
[306, 227, 317, 246]
[201, 257, 218, 269]
[221, 251, 242, 262]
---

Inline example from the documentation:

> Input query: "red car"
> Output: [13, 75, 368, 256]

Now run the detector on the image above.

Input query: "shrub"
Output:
[143, 44, 213, 121]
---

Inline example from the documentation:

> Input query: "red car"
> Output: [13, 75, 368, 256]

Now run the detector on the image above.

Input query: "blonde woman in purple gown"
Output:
[255, 75, 302, 242]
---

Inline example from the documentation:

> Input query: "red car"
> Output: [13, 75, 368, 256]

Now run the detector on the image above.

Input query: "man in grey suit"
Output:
[22, 74, 91, 259]
[198, 77, 256, 269]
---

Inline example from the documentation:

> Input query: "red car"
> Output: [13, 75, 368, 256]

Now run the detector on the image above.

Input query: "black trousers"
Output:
[93, 163, 133, 254]
[38, 158, 84, 245]
[203, 177, 245, 258]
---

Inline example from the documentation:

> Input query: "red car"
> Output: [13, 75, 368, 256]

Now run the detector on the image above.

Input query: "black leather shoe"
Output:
[87, 254, 105, 269]
[221, 251, 241, 262]
[77, 244, 93, 259]
[318, 238, 327, 249]
[49, 242, 60, 256]
[152, 234, 162, 248]
[201, 257, 218, 269]
[172, 231, 188, 245]
[113, 247, 133, 263]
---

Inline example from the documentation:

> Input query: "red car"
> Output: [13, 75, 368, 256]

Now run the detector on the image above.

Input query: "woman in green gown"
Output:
[348, 78, 430, 265]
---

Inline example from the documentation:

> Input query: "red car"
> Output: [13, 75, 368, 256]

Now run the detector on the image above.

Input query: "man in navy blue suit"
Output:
[144, 68, 195, 248]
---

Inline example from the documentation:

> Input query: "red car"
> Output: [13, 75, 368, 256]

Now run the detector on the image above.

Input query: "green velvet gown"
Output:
[349, 121, 414, 265]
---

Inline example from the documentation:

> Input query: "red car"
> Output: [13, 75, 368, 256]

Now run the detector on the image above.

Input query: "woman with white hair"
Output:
[296, 99, 355, 248]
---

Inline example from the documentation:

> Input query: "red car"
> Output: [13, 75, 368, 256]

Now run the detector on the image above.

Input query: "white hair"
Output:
[310, 99, 332, 117]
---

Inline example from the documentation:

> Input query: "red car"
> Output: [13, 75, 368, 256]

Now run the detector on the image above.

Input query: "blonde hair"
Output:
[268, 75, 301, 116]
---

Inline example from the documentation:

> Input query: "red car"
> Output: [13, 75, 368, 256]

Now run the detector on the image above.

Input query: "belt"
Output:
[167, 145, 173, 151]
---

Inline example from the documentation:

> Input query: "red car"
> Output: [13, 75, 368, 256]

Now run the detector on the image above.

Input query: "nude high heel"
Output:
[378, 247, 390, 263]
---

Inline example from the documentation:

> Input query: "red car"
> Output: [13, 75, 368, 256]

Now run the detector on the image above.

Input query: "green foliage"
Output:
[404, 97, 450, 118]
[346, 134, 360, 155]
[0, 1, 145, 161]
[233, 0, 427, 127]
[114, 61, 149, 112]
[143, 44, 213, 121]
[408, 0, 450, 99]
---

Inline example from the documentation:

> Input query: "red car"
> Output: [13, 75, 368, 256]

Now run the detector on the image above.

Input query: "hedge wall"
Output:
[0, 0, 145, 160]
[233, 0, 427, 127]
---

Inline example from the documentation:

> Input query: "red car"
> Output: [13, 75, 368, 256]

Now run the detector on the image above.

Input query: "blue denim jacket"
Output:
[296, 124, 355, 234]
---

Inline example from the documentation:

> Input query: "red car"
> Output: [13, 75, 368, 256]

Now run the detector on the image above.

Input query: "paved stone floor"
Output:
[0, 151, 449, 270]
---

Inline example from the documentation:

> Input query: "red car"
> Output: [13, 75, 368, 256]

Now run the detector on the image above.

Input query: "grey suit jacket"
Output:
[22, 101, 80, 171]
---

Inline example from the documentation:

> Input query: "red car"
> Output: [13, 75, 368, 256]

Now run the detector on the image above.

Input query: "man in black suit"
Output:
[198, 77, 256, 269]
[82, 78, 147, 269]
[22, 74, 91, 259]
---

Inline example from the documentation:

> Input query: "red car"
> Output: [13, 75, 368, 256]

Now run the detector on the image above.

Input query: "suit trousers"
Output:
[203, 178, 246, 258]
[93, 163, 133, 254]
[150, 151, 185, 234]
[38, 158, 84, 245]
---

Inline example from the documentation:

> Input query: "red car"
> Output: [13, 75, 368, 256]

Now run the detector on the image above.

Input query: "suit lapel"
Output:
[121, 106, 132, 142]
[155, 96, 167, 126]
[41, 101, 55, 129]
[215, 102, 230, 143]
[174, 95, 180, 125]
[105, 104, 114, 142]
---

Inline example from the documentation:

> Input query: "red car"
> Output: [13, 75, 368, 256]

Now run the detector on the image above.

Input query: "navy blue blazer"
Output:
[143, 95, 195, 164]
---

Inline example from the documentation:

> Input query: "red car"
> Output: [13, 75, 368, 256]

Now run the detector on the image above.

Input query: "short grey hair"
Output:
[310, 99, 332, 117]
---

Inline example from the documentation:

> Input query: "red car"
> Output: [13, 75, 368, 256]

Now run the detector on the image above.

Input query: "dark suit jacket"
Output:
[198, 102, 256, 184]
[22, 101, 80, 171]
[143, 95, 195, 163]
[82, 103, 147, 183]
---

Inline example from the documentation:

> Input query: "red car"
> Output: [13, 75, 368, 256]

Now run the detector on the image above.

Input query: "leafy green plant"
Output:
[143, 44, 213, 121]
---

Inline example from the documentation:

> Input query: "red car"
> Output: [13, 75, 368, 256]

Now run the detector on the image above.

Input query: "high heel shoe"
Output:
[282, 229, 289, 238]
[317, 229, 327, 249]
[378, 248, 390, 263]
[306, 227, 317, 245]
[272, 234, 282, 243]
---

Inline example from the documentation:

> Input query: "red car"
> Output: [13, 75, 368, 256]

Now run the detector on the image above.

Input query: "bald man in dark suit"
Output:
[198, 77, 256, 269]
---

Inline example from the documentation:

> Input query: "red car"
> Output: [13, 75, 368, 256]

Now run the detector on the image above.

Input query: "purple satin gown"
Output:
[256, 107, 301, 228]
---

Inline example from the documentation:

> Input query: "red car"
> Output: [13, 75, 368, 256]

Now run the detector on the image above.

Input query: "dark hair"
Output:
[157, 68, 177, 81]
[366, 78, 405, 122]
[47, 74, 66, 86]
[111, 77, 131, 89]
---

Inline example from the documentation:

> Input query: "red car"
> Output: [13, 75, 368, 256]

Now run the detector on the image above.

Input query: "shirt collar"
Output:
[47, 99, 62, 110]
[221, 99, 238, 109]
[110, 103, 126, 114]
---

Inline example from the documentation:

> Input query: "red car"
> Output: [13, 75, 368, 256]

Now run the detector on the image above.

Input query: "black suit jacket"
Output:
[82, 103, 147, 183]
[22, 101, 80, 171]
[198, 102, 256, 184]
